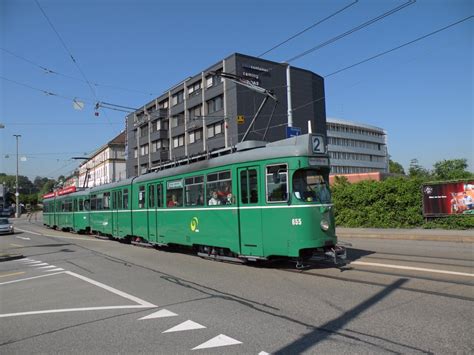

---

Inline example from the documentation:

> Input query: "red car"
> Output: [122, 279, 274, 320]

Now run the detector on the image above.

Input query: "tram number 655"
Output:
[291, 218, 302, 226]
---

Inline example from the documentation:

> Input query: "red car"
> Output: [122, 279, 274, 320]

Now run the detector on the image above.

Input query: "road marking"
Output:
[0, 271, 25, 279]
[38, 265, 57, 269]
[23, 260, 43, 264]
[64, 271, 156, 307]
[351, 261, 474, 277]
[192, 334, 242, 350]
[15, 228, 107, 242]
[258, 352, 270, 355]
[0, 305, 156, 318]
[29, 263, 49, 267]
[16, 236, 30, 240]
[163, 320, 206, 333]
[9, 243, 24, 247]
[0, 270, 156, 318]
[139, 309, 178, 320]
[45, 268, 65, 272]
[0, 272, 65, 285]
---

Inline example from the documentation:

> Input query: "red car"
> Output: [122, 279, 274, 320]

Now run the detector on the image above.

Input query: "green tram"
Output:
[43, 134, 346, 267]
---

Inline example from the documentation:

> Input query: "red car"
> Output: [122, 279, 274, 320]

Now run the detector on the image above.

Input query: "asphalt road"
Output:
[0, 217, 472, 354]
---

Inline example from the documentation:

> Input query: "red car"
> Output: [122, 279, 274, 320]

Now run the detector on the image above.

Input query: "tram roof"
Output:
[134, 133, 325, 184]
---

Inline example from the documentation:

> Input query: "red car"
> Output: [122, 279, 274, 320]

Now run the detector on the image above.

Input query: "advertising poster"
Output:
[422, 181, 474, 217]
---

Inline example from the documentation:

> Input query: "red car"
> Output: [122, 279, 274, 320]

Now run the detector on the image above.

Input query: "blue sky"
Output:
[1, 0, 472, 180]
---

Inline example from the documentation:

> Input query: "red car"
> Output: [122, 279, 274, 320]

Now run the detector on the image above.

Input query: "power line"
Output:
[34, 0, 97, 100]
[285, 0, 416, 63]
[1, 47, 157, 96]
[324, 15, 474, 77]
[257, 0, 359, 57]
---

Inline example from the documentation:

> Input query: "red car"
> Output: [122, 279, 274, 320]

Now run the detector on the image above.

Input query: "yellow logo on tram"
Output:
[190, 217, 199, 232]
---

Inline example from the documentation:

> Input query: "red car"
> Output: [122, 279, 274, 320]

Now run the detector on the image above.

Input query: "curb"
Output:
[0, 254, 24, 262]
[337, 233, 474, 243]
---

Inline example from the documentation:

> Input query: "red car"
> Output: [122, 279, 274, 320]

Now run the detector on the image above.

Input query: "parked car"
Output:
[0, 218, 14, 234]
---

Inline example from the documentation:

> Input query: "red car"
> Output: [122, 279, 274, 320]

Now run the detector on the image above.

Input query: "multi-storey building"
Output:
[78, 131, 127, 187]
[125, 53, 327, 177]
[326, 117, 388, 175]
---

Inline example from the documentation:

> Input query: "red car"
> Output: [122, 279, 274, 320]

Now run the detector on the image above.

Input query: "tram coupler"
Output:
[309, 245, 347, 266]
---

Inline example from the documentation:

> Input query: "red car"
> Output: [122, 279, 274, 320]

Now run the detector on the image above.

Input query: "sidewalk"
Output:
[337, 227, 474, 243]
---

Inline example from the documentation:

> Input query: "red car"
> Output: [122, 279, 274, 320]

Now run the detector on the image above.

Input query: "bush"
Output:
[331, 176, 472, 229]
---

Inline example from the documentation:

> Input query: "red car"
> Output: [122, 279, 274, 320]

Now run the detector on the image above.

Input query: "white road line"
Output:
[15, 236, 31, 240]
[0, 272, 65, 285]
[14, 228, 106, 242]
[38, 265, 57, 269]
[351, 261, 474, 277]
[64, 271, 156, 307]
[192, 334, 242, 350]
[44, 268, 65, 272]
[23, 261, 43, 264]
[0, 305, 155, 319]
[139, 309, 178, 320]
[29, 263, 49, 267]
[163, 320, 206, 333]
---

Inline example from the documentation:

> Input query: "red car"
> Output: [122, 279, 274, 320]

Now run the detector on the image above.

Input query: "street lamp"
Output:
[13, 134, 21, 218]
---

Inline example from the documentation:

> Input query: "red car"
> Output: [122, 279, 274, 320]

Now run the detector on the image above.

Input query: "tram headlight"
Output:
[320, 219, 330, 231]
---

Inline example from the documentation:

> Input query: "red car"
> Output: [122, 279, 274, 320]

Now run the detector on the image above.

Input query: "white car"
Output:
[0, 218, 14, 235]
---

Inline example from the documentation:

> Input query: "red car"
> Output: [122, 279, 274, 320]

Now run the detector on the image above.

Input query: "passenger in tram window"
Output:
[208, 191, 221, 205]
[223, 193, 233, 205]
[250, 190, 258, 203]
[217, 184, 231, 203]
[167, 194, 179, 207]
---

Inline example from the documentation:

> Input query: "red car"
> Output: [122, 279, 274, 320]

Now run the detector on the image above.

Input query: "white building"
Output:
[78, 132, 127, 188]
[326, 118, 389, 175]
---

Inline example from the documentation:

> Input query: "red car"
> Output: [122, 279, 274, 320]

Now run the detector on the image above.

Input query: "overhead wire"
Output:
[324, 15, 474, 77]
[285, 0, 416, 63]
[0, 47, 157, 96]
[257, 0, 359, 57]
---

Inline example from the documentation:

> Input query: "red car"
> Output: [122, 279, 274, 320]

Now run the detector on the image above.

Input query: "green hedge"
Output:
[331, 177, 474, 229]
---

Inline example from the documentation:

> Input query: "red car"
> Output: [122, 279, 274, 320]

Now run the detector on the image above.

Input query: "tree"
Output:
[389, 159, 405, 174]
[408, 159, 430, 178]
[433, 159, 472, 180]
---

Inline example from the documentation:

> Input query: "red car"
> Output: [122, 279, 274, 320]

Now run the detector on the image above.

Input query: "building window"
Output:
[206, 69, 222, 88]
[189, 129, 202, 144]
[159, 99, 169, 109]
[134, 148, 138, 158]
[171, 113, 185, 128]
[188, 105, 202, 120]
[171, 90, 184, 106]
[156, 119, 169, 131]
[207, 95, 223, 114]
[173, 134, 185, 148]
[188, 81, 202, 96]
[152, 139, 169, 152]
[140, 125, 148, 137]
[207, 121, 224, 138]
[140, 144, 149, 156]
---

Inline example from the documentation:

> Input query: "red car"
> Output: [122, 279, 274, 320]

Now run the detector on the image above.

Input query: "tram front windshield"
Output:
[293, 169, 331, 203]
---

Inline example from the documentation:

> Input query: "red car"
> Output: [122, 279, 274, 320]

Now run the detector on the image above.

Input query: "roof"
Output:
[327, 117, 386, 134]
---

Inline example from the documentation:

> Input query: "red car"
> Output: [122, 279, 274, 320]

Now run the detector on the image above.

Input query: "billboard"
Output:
[422, 181, 474, 217]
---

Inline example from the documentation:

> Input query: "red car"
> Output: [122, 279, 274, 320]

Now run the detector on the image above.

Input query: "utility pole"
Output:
[13, 134, 21, 218]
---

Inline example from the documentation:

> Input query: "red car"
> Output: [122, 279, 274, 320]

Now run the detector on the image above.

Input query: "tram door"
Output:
[112, 190, 120, 237]
[147, 184, 157, 243]
[237, 167, 263, 256]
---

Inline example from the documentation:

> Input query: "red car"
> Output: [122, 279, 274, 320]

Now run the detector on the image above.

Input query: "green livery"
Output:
[43, 134, 346, 266]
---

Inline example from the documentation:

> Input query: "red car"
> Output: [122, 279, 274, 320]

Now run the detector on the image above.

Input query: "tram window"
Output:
[138, 186, 146, 209]
[156, 184, 163, 207]
[166, 179, 183, 207]
[266, 164, 288, 203]
[148, 185, 155, 208]
[206, 171, 232, 206]
[96, 194, 103, 210]
[292, 169, 331, 203]
[118, 191, 122, 209]
[79, 199, 84, 211]
[103, 192, 110, 210]
[185, 176, 204, 206]
[240, 169, 258, 204]
[74, 199, 78, 211]
[123, 189, 129, 209]
[84, 199, 90, 211]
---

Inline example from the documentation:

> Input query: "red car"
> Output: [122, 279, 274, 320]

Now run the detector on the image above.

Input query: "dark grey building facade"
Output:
[126, 53, 326, 177]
